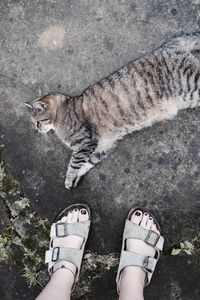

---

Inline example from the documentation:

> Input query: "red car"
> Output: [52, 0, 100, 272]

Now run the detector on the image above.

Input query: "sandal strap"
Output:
[50, 220, 91, 239]
[45, 247, 83, 281]
[53, 265, 76, 279]
[116, 250, 157, 292]
[123, 220, 164, 251]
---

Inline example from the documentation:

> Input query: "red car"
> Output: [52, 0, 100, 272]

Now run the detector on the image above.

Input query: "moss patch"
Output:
[0, 148, 50, 287]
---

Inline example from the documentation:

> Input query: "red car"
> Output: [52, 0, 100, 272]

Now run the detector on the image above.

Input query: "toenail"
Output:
[75, 208, 78, 211]
[69, 210, 73, 213]
[149, 217, 152, 220]
[144, 213, 148, 216]
[81, 209, 86, 214]
[135, 211, 141, 216]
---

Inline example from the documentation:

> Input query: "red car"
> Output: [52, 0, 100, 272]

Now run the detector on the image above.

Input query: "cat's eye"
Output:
[40, 118, 50, 123]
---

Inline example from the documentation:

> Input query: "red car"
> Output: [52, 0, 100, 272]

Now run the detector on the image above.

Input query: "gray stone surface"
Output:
[0, 0, 200, 299]
[90, 256, 200, 300]
[0, 264, 40, 300]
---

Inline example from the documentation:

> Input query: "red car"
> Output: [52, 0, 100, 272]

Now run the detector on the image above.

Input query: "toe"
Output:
[79, 208, 89, 222]
[152, 223, 160, 235]
[71, 208, 79, 223]
[146, 216, 153, 230]
[130, 210, 143, 224]
[140, 212, 149, 228]
[60, 216, 68, 223]
[67, 210, 73, 223]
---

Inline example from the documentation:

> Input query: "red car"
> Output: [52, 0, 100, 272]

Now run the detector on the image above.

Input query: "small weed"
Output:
[23, 265, 44, 288]
[0, 161, 5, 180]
[171, 240, 195, 255]
[0, 144, 5, 150]
[33, 216, 49, 230]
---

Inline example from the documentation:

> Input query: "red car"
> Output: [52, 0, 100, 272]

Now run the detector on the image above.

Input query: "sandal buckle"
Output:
[56, 223, 67, 237]
[143, 256, 154, 272]
[143, 256, 150, 270]
[52, 247, 60, 262]
[145, 230, 159, 247]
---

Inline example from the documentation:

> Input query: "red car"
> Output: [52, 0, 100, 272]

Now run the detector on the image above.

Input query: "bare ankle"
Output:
[51, 267, 74, 288]
[119, 266, 146, 294]
[123, 266, 145, 281]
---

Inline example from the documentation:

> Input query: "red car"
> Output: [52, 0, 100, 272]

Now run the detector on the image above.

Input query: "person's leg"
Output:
[118, 210, 161, 300]
[36, 207, 89, 300]
[36, 268, 74, 300]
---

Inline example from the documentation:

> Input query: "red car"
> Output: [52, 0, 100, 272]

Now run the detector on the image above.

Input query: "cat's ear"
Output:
[40, 97, 55, 109]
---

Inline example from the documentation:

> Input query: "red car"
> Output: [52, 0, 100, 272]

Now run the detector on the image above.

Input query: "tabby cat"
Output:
[25, 32, 200, 188]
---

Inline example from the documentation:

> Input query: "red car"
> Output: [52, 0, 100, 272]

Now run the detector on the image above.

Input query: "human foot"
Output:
[117, 208, 164, 299]
[53, 207, 89, 274]
[45, 204, 91, 288]
[123, 210, 160, 283]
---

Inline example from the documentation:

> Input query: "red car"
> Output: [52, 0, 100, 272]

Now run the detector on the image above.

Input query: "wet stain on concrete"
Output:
[38, 25, 66, 50]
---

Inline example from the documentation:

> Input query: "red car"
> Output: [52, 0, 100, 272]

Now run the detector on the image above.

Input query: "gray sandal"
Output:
[45, 203, 91, 289]
[116, 207, 164, 294]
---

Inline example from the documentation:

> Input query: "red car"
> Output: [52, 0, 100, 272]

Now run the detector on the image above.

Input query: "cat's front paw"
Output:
[64, 175, 81, 189]
[64, 178, 73, 189]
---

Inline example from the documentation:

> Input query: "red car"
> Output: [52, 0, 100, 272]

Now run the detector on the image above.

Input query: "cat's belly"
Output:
[98, 98, 179, 140]
[95, 97, 190, 154]
[131, 98, 179, 131]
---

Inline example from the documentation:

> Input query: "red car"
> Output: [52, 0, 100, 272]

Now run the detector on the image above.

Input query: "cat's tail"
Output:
[163, 32, 200, 52]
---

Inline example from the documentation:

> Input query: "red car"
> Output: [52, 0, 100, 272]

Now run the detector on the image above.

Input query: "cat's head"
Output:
[24, 93, 66, 133]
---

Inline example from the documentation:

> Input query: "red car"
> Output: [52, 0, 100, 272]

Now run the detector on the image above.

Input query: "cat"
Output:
[25, 32, 200, 188]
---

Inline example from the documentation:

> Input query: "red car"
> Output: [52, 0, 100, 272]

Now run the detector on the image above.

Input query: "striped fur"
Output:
[26, 32, 200, 188]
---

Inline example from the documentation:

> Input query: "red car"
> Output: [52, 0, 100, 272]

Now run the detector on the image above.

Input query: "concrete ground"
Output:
[0, 0, 200, 299]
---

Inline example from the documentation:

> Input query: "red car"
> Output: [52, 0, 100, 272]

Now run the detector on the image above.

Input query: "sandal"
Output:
[116, 207, 164, 293]
[45, 203, 91, 290]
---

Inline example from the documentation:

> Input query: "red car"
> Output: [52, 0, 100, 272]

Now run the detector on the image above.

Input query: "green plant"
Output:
[171, 240, 194, 255]
[23, 265, 44, 288]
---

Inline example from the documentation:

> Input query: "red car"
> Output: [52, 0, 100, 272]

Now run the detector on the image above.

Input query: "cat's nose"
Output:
[36, 122, 41, 131]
